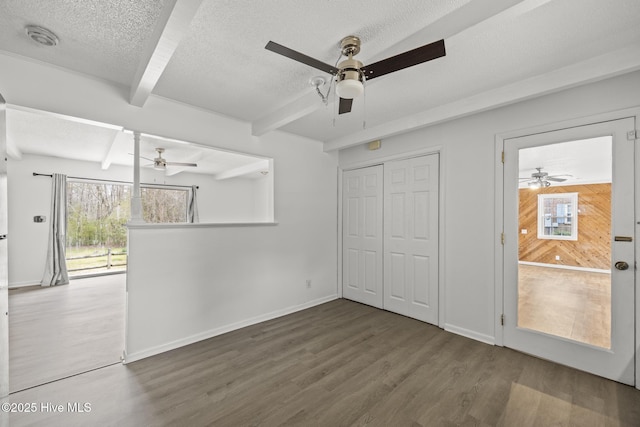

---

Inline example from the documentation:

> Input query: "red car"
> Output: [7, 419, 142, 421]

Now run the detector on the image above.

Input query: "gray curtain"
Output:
[41, 173, 69, 286]
[187, 185, 199, 223]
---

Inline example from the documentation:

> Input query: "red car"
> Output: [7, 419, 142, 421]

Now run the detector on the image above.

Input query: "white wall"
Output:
[339, 70, 640, 344]
[126, 131, 338, 361]
[7, 154, 272, 286]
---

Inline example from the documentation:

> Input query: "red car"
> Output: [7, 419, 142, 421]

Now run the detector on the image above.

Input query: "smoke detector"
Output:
[25, 25, 59, 47]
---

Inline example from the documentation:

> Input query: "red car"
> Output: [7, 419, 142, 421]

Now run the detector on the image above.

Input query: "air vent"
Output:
[25, 25, 58, 47]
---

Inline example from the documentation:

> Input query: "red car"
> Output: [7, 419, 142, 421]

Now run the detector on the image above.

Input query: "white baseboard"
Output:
[444, 324, 496, 346]
[8, 281, 40, 289]
[518, 261, 610, 274]
[123, 294, 339, 364]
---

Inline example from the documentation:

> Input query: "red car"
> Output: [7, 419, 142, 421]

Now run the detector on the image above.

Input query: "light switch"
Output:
[521, 229, 527, 234]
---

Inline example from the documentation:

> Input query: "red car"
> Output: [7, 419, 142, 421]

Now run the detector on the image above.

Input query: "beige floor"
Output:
[518, 264, 611, 348]
[9, 274, 125, 392]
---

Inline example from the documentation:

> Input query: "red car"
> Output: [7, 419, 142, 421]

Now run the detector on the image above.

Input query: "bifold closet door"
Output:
[384, 155, 439, 324]
[342, 165, 384, 308]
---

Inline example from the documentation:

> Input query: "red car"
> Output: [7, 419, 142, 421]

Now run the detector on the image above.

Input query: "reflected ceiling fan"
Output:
[265, 35, 446, 114]
[520, 167, 571, 188]
[141, 148, 197, 171]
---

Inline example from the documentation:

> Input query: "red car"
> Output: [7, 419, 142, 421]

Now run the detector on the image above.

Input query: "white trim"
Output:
[444, 324, 496, 346]
[437, 148, 446, 329]
[494, 136, 505, 346]
[7, 281, 41, 289]
[126, 221, 278, 229]
[123, 294, 338, 364]
[497, 106, 640, 141]
[340, 146, 443, 171]
[635, 114, 640, 391]
[336, 166, 343, 299]
[518, 261, 610, 274]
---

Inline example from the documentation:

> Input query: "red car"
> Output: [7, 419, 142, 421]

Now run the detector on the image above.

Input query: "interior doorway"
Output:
[8, 275, 125, 392]
[502, 117, 635, 385]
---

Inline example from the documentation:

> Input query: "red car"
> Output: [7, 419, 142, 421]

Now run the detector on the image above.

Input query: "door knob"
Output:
[614, 261, 629, 271]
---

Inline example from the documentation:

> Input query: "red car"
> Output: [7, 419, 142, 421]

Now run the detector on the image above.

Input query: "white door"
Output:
[0, 94, 8, 398]
[342, 166, 383, 308]
[384, 155, 439, 324]
[503, 118, 635, 384]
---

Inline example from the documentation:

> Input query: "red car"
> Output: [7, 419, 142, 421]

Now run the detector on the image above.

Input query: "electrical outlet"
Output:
[306, 279, 312, 288]
[555, 255, 561, 261]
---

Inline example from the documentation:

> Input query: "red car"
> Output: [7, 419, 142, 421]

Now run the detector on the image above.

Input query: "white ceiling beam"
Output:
[250, 0, 529, 136]
[215, 160, 270, 180]
[101, 131, 121, 170]
[324, 44, 640, 152]
[129, 0, 204, 107]
[252, 92, 325, 136]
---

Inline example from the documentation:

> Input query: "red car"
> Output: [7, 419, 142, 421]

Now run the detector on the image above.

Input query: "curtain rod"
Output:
[32, 173, 198, 189]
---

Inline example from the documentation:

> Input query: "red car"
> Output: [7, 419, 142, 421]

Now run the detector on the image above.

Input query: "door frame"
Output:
[338, 145, 446, 327]
[494, 107, 640, 388]
[0, 93, 8, 399]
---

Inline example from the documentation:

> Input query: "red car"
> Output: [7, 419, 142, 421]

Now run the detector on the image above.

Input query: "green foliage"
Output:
[66, 181, 188, 250]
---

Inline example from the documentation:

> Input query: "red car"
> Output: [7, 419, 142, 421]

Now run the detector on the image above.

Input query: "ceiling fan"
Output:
[520, 167, 571, 188]
[265, 35, 446, 114]
[141, 148, 198, 171]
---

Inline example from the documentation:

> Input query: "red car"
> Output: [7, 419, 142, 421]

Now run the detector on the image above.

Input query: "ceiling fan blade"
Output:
[546, 177, 567, 182]
[128, 153, 155, 162]
[338, 98, 353, 115]
[166, 162, 197, 167]
[265, 41, 339, 75]
[362, 39, 446, 80]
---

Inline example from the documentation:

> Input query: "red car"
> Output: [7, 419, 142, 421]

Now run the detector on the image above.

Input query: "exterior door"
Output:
[503, 118, 635, 384]
[384, 155, 439, 324]
[342, 166, 383, 308]
[0, 94, 8, 398]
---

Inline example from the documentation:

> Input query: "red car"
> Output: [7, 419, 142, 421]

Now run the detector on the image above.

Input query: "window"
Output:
[66, 180, 191, 275]
[537, 193, 578, 240]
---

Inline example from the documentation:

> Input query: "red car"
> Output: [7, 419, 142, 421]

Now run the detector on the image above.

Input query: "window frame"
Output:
[537, 192, 578, 241]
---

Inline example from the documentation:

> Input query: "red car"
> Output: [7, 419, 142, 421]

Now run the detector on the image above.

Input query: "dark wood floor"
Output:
[9, 274, 125, 392]
[3, 299, 639, 426]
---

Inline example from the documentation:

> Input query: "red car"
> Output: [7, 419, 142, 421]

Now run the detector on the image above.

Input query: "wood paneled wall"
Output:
[518, 183, 611, 270]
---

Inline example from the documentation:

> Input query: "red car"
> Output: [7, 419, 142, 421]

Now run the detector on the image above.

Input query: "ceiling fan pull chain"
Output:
[362, 73, 367, 129]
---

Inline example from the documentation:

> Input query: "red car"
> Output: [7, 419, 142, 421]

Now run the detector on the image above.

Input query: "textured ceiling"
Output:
[1, 0, 639, 165]
[153, 0, 470, 121]
[0, 0, 164, 85]
[518, 136, 611, 187]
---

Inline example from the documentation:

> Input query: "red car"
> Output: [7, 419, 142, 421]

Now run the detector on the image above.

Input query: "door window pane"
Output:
[517, 137, 612, 348]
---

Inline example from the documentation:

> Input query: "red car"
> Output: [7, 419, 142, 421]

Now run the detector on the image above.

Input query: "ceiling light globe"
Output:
[336, 79, 364, 99]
